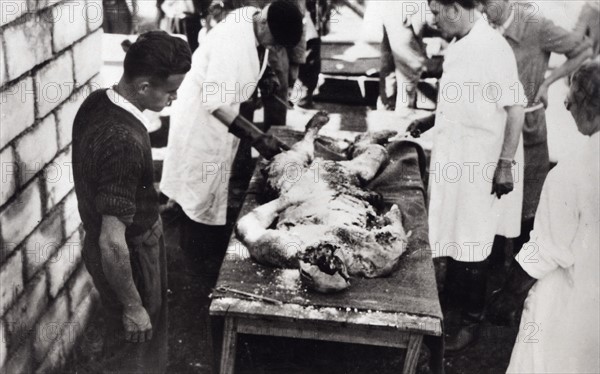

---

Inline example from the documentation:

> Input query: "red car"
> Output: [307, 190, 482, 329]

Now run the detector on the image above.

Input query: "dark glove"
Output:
[258, 67, 280, 98]
[228, 115, 289, 159]
[486, 259, 536, 326]
[491, 159, 514, 198]
[406, 115, 435, 138]
[252, 134, 290, 160]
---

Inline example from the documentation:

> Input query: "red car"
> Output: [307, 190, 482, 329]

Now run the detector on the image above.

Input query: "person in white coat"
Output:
[487, 59, 600, 374]
[407, 0, 526, 351]
[160, 1, 303, 277]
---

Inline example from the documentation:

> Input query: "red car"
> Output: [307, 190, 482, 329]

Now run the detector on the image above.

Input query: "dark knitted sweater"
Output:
[72, 89, 158, 240]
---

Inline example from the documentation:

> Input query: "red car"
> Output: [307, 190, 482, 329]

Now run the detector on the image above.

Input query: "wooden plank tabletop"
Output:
[210, 127, 442, 336]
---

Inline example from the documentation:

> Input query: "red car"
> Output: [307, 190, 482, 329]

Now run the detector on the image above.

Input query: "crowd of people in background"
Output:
[81, 0, 599, 372]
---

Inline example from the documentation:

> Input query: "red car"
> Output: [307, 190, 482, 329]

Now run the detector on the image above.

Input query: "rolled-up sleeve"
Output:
[540, 17, 592, 58]
[517, 164, 578, 279]
[493, 42, 528, 108]
[95, 135, 143, 225]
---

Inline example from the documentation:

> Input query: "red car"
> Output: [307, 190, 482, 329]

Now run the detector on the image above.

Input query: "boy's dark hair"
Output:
[123, 31, 192, 83]
[429, 0, 479, 9]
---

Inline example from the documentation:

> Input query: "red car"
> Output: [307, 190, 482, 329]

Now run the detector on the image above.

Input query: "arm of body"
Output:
[99, 215, 152, 343]
[406, 113, 436, 138]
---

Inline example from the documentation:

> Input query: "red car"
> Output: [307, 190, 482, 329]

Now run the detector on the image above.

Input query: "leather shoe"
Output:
[445, 321, 479, 354]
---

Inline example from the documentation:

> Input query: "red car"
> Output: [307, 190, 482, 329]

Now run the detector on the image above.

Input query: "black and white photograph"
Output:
[0, 0, 598, 373]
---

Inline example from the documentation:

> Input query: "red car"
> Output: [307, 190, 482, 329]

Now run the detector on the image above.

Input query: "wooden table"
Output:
[210, 127, 442, 374]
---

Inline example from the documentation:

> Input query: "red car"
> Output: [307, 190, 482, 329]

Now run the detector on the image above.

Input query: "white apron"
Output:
[508, 132, 600, 373]
[160, 7, 268, 225]
[429, 18, 526, 262]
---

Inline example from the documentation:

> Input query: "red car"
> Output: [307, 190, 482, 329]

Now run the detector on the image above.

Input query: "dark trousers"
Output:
[181, 14, 202, 52]
[444, 258, 488, 322]
[102, 0, 134, 34]
[298, 38, 322, 95]
[82, 219, 168, 373]
[179, 213, 230, 283]
[262, 46, 290, 127]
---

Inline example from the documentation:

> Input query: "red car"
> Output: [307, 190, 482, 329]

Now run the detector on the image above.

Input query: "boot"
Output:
[444, 313, 481, 354]
[445, 260, 488, 353]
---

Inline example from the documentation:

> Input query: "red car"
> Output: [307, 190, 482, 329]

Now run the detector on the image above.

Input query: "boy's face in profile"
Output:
[140, 73, 187, 112]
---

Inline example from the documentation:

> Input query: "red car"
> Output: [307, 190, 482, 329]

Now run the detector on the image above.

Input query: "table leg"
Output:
[219, 317, 238, 374]
[402, 333, 423, 374]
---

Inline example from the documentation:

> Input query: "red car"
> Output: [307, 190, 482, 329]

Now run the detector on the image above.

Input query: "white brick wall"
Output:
[73, 29, 103, 85]
[35, 51, 74, 118]
[0, 251, 24, 316]
[0, 336, 32, 374]
[33, 292, 69, 363]
[55, 91, 85, 149]
[0, 0, 28, 28]
[37, 292, 95, 373]
[0, 181, 42, 247]
[62, 191, 80, 237]
[85, 0, 104, 31]
[0, 77, 35, 149]
[27, 0, 64, 13]
[47, 230, 81, 298]
[23, 210, 63, 280]
[46, 147, 74, 211]
[3, 272, 48, 349]
[0, 34, 7, 87]
[2, 13, 53, 81]
[69, 265, 93, 310]
[15, 114, 59, 185]
[52, 1, 89, 53]
[0, 146, 17, 207]
[0, 0, 101, 370]
[0, 320, 6, 368]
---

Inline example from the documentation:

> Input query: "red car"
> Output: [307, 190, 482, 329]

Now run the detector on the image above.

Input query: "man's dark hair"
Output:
[429, 0, 479, 9]
[123, 31, 192, 83]
[267, 0, 303, 47]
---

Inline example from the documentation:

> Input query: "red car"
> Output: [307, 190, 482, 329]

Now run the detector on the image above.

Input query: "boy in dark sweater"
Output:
[72, 31, 191, 373]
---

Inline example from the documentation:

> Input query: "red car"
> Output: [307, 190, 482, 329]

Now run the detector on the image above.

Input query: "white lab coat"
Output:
[508, 132, 600, 374]
[429, 18, 527, 262]
[160, 7, 267, 225]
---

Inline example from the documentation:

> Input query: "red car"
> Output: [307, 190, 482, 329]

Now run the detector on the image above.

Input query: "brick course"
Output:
[0, 77, 35, 149]
[23, 209, 64, 280]
[73, 29, 104, 85]
[0, 250, 24, 316]
[52, 1, 89, 53]
[15, 114, 59, 185]
[45, 147, 74, 211]
[47, 230, 82, 298]
[2, 13, 52, 81]
[3, 272, 48, 352]
[0, 146, 17, 207]
[0, 181, 42, 248]
[0, 0, 101, 371]
[34, 51, 75, 118]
